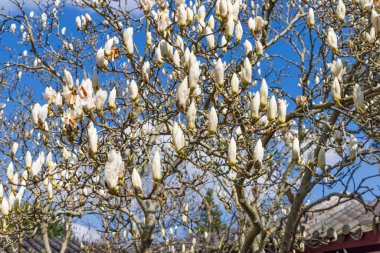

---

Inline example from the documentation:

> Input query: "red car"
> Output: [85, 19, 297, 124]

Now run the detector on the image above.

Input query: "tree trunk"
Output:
[60, 216, 72, 253]
[41, 222, 52, 253]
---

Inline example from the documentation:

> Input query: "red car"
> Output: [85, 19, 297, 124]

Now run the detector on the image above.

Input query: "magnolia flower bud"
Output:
[208, 15, 215, 30]
[253, 139, 264, 169]
[95, 89, 107, 111]
[268, 96, 277, 122]
[225, 16, 234, 39]
[250, 92, 260, 122]
[31, 159, 41, 178]
[132, 168, 142, 193]
[88, 122, 98, 155]
[219, 0, 228, 19]
[47, 182, 53, 200]
[249, 16, 268, 34]
[231, 73, 240, 95]
[172, 122, 185, 154]
[278, 99, 288, 124]
[62, 147, 70, 162]
[307, 8, 315, 27]
[146, 31, 152, 46]
[260, 79, 268, 109]
[140, 0, 154, 13]
[233, 0, 240, 21]
[255, 40, 263, 55]
[332, 78, 341, 105]
[55, 93, 62, 111]
[173, 50, 180, 68]
[63, 69, 74, 89]
[292, 137, 300, 162]
[21, 170, 28, 181]
[353, 83, 365, 111]
[349, 135, 358, 161]
[241, 58, 252, 85]
[235, 21, 243, 43]
[160, 40, 173, 59]
[177, 4, 187, 27]
[228, 137, 237, 167]
[372, 10, 380, 33]
[0, 184, 3, 200]
[108, 87, 116, 111]
[25, 151, 32, 169]
[46, 152, 53, 169]
[75, 16, 81, 29]
[327, 28, 338, 53]
[2, 198, 9, 216]
[186, 100, 196, 132]
[221, 36, 228, 53]
[151, 149, 162, 182]
[7, 162, 14, 183]
[336, 0, 346, 22]
[11, 142, 18, 156]
[189, 59, 201, 90]
[177, 77, 190, 111]
[214, 58, 224, 90]
[123, 28, 134, 55]
[318, 147, 326, 169]
[205, 26, 215, 49]
[244, 40, 252, 56]
[43, 86, 56, 104]
[208, 106, 218, 136]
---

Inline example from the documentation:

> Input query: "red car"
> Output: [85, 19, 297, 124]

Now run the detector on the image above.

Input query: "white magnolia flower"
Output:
[173, 50, 180, 68]
[47, 182, 53, 200]
[260, 79, 268, 109]
[158, 9, 170, 32]
[142, 62, 150, 83]
[250, 92, 260, 122]
[151, 149, 162, 182]
[208, 106, 218, 136]
[63, 69, 74, 89]
[208, 15, 215, 30]
[228, 137, 237, 167]
[129, 80, 139, 102]
[241, 58, 252, 84]
[76, 16, 82, 29]
[172, 122, 185, 153]
[235, 21, 243, 43]
[307, 8, 315, 27]
[11, 142, 18, 156]
[327, 28, 338, 53]
[104, 38, 114, 56]
[189, 59, 201, 90]
[88, 122, 98, 154]
[332, 78, 341, 105]
[95, 89, 107, 111]
[225, 16, 234, 39]
[7, 162, 14, 183]
[205, 26, 215, 49]
[268, 96, 277, 122]
[10, 23, 16, 33]
[336, 0, 346, 22]
[177, 4, 187, 27]
[104, 149, 124, 191]
[214, 58, 224, 90]
[25, 151, 32, 169]
[55, 93, 62, 111]
[132, 168, 142, 193]
[96, 48, 108, 69]
[31, 159, 41, 178]
[292, 137, 300, 162]
[32, 103, 48, 126]
[253, 139, 264, 168]
[43, 86, 56, 104]
[244, 40, 252, 56]
[353, 83, 365, 111]
[177, 77, 190, 111]
[123, 27, 134, 55]
[278, 99, 288, 124]
[330, 59, 345, 82]
[108, 87, 116, 111]
[140, 0, 154, 13]
[230, 73, 240, 95]
[255, 40, 263, 55]
[372, 10, 380, 33]
[2, 197, 9, 216]
[186, 100, 197, 132]
[249, 16, 268, 34]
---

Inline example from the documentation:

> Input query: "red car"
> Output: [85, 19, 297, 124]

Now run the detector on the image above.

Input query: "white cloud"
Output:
[71, 223, 103, 242]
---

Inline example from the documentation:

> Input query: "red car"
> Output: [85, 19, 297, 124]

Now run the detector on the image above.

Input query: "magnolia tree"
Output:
[0, 0, 380, 252]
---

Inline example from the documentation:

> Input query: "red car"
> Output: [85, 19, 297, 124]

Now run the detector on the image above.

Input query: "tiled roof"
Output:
[0, 237, 83, 253]
[303, 196, 380, 249]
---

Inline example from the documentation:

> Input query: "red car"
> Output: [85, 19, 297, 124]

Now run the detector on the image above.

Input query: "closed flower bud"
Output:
[235, 21, 243, 43]
[25, 151, 32, 170]
[55, 93, 62, 111]
[186, 100, 197, 132]
[255, 40, 263, 55]
[228, 137, 237, 167]
[43, 86, 56, 104]
[151, 149, 162, 182]
[173, 50, 180, 68]
[172, 122, 185, 154]
[327, 28, 338, 53]
[330, 59, 345, 82]
[225, 16, 234, 39]
[32, 103, 48, 126]
[189, 59, 201, 90]
[132, 168, 142, 193]
[105, 150, 124, 192]
[146, 31, 152, 46]
[177, 77, 190, 111]
[318, 147, 326, 169]
[11, 142, 18, 156]
[205, 26, 215, 49]
[332, 78, 341, 105]
[336, 0, 346, 22]
[278, 99, 288, 124]
[307, 8, 315, 27]
[208, 106, 218, 136]
[250, 92, 260, 122]
[95, 89, 107, 111]
[241, 58, 252, 84]
[231, 73, 240, 95]
[244, 40, 252, 56]
[2, 198, 9, 216]
[88, 122, 98, 155]
[253, 139, 264, 169]
[268, 96, 277, 122]
[177, 4, 187, 27]
[108, 87, 116, 111]
[7, 162, 14, 183]
[122, 27, 134, 55]
[260, 79, 268, 109]
[292, 137, 300, 162]
[214, 58, 224, 90]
